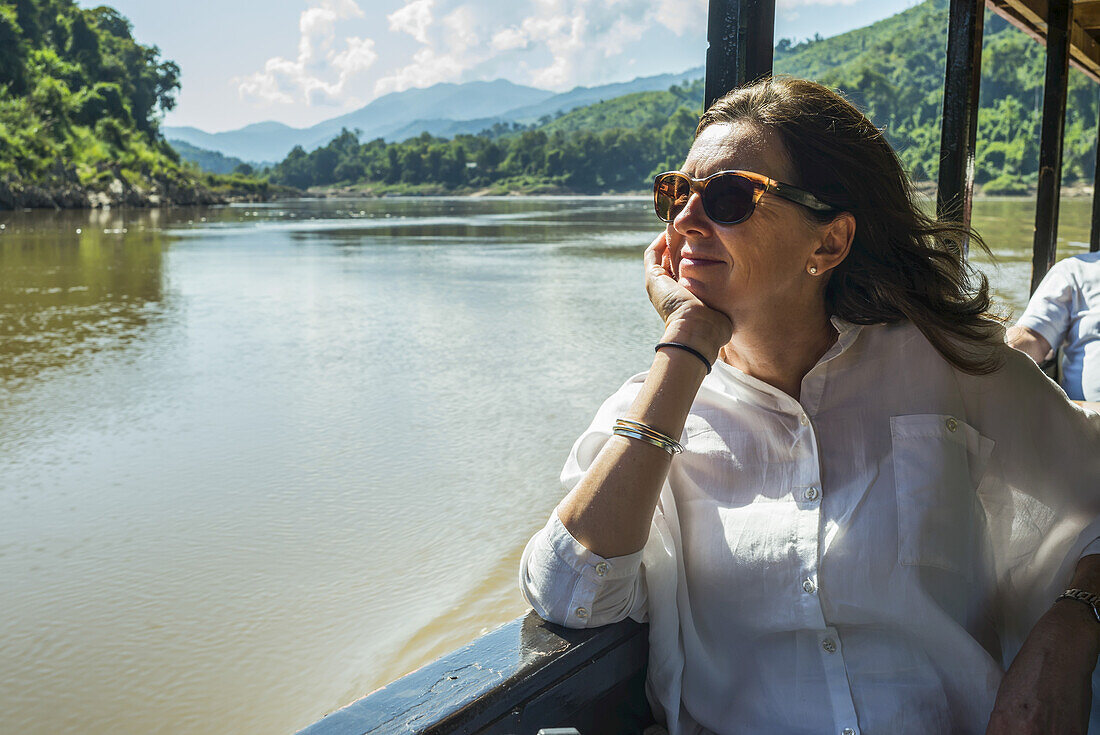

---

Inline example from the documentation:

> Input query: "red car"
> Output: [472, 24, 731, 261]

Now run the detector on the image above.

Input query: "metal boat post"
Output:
[705, 0, 777, 108]
[936, 0, 985, 257]
[1092, 99, 1100, 252]
[1031, 0, 1074, 293]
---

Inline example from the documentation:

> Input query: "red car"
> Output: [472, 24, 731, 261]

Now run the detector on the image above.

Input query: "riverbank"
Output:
[0, 173, 298, 211]
[7, 177, 1091, 209]
[308, 179, 1098, 200]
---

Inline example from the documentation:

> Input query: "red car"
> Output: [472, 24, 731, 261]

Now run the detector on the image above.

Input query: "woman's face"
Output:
[668, 121, 829, 321]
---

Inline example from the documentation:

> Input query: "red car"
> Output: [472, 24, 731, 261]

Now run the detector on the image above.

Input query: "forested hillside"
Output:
[0, 0, 270, 208]
[781, 0, 1098, 192]
[170, 139, 255, 176]
[268, 0, 1100, 196]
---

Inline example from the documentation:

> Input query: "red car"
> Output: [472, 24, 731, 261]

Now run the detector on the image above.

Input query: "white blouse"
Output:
[520, 318, 1100, 735]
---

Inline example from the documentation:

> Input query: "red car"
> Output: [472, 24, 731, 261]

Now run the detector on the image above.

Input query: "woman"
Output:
[519, 77, 1100, 734]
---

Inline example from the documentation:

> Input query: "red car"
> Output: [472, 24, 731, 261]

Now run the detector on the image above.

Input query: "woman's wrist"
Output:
[1047, 599, 1100, 661]
[661, 308, 730, 362]
[1057, 555, 1100, 658]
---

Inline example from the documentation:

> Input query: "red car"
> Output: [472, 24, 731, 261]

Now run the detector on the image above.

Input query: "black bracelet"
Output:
[655, 342, 713, 373]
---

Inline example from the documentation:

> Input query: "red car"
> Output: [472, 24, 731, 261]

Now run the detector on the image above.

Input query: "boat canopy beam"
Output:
[1032, 0, 1074, 293]
[1092, 114, 1100, 251]
[705, 0, 776, 108]
[937, 0, 987, 256]
[988, 0, 1100, 84]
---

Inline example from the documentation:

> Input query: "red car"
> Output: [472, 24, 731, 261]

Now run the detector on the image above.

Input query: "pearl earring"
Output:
[808, 266, 818, 275]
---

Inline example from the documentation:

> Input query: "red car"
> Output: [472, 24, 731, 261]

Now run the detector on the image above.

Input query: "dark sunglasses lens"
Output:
[654, 174, 689, 221]
[705, 174, 755, 223]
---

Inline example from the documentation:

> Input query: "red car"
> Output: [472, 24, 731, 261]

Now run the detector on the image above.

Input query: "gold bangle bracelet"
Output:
[612, 419, 684, 455]
[615, 418, 683, 447]
[612, 427, 680, 455]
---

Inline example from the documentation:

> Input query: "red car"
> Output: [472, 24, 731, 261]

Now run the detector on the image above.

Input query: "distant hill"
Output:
[164, 122, 314, 166]
[537, 86, 703, 136]
[501, 67, 704, 124]
[169, 139, 263, 175]
[303, 79, 554, 148]
[164, 69, 708, 162]
[165, 79, 552, 161]
[264, 0, 1099, 196]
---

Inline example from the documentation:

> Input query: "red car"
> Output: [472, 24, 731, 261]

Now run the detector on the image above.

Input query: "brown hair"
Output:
[699, 76, 1003, 374]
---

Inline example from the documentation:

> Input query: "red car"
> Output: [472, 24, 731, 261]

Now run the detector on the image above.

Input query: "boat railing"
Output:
[296, 611, 654, 735]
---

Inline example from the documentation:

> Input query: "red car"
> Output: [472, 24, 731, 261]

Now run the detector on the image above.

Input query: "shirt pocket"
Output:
[890, 414, 995, 573]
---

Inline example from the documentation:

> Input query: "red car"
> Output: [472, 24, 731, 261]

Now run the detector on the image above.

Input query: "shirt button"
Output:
[821, 637, 837, 654]
[595, 562, 609, 576]
[799, 414, 810, 426]
[574, 607, 589, 620]
[842, 729, 857, 735]
[805, 486, 820, 501]
[802, 578, 817, 594]
[945, 417, 958, 432]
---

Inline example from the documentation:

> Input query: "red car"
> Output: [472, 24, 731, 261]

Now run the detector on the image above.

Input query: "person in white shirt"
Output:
[1007, 252, 1100, 412]
[519, 76, 1100, 735]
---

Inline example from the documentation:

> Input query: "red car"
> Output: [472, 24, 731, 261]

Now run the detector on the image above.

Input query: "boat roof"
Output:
[988, 0, 1100, 82]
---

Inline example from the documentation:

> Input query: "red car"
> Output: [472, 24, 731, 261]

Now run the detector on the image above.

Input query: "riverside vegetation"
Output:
[0, 0, 276, 209]
[265, 0, 1100, 197]
[5, 0, 1098, 207]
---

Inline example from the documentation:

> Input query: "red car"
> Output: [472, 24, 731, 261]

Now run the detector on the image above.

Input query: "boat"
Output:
[297, 0, 1100, 731]
[297, 614, 651, 734]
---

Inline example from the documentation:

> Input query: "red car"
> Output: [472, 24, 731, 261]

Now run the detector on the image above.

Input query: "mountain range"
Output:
[165, 67, 704, 164]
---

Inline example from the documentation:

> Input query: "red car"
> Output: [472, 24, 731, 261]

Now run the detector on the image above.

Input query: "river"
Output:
[0, 195, 1092, 734]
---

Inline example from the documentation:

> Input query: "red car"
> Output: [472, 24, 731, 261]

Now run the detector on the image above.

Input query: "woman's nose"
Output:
[673, 191, 711, 233]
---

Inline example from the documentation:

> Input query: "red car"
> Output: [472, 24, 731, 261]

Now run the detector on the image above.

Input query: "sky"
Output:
[76, 0, 924, 133]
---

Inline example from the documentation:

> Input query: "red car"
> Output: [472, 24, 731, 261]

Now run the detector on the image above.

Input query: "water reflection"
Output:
[0, 209, 173, 392]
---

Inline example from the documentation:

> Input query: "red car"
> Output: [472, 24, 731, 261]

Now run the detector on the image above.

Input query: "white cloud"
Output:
[368, 0, 706, 96]
[236, 0, 377, 108]
[653, 0, 706, 35]
[334, 36, 379, 75]
[242, 0, 875, 115]
[510, 0, 670, 89]
[491, 27, 528, 51]
[239, 0, 712, 111]
[373, 4, 483, 96]
[388, 0, 435, 44]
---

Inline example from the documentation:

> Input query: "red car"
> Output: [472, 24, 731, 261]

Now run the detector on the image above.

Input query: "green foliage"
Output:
[71, 81, 129, 125]
[983, 173, 1032, 195]
[779, 0, 1097, 187]
[0, 0, 231, 201]
[538, 85, 702, 135]
[0, 5, 28, 93]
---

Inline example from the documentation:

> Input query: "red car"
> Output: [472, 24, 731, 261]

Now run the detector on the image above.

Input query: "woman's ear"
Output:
[810, 212, 855, 275]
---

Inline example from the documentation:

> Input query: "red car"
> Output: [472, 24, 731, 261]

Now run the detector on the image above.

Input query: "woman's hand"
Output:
[644, 231, 732, 360]
[985, 601, 1099, 734]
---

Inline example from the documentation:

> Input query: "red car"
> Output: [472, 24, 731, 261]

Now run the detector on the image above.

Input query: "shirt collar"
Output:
[706, 316, 866, 411]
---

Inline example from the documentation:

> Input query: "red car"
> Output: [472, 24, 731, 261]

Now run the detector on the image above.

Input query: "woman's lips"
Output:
[679, 256, 725, 268]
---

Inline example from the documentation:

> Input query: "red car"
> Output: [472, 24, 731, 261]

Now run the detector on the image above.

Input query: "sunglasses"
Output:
[653, 169, 835, 225]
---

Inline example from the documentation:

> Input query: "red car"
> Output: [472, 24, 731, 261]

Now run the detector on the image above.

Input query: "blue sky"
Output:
[78, 0, 923, 132]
